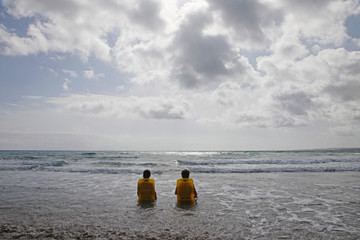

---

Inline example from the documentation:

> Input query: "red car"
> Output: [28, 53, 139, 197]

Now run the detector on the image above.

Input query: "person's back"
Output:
[175, 169, 197, 203]
[138, 170, 157, 201]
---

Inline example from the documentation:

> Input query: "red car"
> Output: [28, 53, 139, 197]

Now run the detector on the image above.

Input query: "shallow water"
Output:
[1, 171, 359, 239]
[0, 151, 359, 239]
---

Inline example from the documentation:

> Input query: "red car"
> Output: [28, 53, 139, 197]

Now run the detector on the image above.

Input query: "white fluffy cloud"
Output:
[82, 70, 104, 80]
[204, 47, 360, 130]
[47, 94, 191, 120]
[1, 0, 360, 137]
[0, 0, 156, 60]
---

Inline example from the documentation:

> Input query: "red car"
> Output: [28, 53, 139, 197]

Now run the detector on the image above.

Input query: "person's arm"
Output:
[137, 181, 139, 196]
[194, 186, 197, 198]
[175, 187, 177, 195]
[154, 182, 157, 199]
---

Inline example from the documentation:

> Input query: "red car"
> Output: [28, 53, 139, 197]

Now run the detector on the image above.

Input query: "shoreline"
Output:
[1, 172, 359, 239]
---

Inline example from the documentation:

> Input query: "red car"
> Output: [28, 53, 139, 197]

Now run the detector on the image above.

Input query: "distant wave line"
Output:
[93, 162, 158, 167]
[0, 166, 163, 175]
[177, 158, 360, 166]
[45, 167, 163, 175]
[189, 166, 360, 173]
[80, 156, 140, 159]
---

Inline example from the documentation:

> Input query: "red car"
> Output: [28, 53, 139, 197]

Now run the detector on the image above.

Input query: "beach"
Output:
[0, 151, 359, 239]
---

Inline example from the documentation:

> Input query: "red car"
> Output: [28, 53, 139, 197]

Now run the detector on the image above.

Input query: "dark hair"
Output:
[181, 169, 190, 178]
[143, 170, 151, 178]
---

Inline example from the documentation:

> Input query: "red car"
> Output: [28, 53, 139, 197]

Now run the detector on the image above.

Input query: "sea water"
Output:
[0, 150, 359, 239]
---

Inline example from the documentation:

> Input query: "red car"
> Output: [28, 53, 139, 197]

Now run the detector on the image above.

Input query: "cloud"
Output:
[62, 69, 78, 78]
[279, 0, 357, 46]
[330, 126, 357, 137]
[198, 46, 360, 130]
[21, 95, 43, 100]
[48, 68, 58, 76]
[170, 9, 251, 89]
[0, 0, 127, 60]
[62, 78, 71, 91]
[171, 11, 229, 88]
[82, 70, 105, 80]
[207, 0, 283, 49]
[203, 81, 310, 128]
[324, 81, 360, 102]
[0, 0, 170, 62]
[0, 23, 43, 55]
[273, 91, 314, 116]
[129, 0, 165, 31]
[1, 0, 360, 138]
[47, 94, 191, 120]
[116, 85, 125, 92]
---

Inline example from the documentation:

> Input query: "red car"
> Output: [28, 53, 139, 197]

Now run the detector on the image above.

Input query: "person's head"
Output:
[143, 169, 151, 178]
[181, 169, 190, 178]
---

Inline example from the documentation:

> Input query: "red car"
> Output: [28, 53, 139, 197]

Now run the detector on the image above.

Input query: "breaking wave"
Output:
[177, 158, 360, 166]
[189, 166, 360, 173]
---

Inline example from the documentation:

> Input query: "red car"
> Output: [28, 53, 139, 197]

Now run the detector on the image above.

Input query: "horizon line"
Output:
[0, 147, 359, 152]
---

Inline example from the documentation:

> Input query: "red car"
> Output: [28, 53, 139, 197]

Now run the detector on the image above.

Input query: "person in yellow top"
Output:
[175, 169, 197, 203]
[137, 170, 157, 202]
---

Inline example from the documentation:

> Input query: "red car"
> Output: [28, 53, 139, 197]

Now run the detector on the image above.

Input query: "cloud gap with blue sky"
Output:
[0, 0, 359, 150]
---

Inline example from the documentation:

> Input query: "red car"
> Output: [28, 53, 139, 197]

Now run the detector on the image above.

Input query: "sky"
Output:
[0, 0, 360, 151]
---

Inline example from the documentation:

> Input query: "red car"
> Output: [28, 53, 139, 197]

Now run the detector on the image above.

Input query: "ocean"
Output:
[0, 149, 359, 239]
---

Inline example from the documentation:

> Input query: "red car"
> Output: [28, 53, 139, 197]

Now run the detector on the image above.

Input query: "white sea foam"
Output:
[0, 150, 359, 239]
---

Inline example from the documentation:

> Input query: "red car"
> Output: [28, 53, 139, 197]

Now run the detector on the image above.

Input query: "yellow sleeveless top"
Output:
[176, 178, 195, 203]
[138, 178, 156, 201]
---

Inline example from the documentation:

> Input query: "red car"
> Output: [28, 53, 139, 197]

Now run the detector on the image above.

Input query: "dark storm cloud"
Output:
[207, 0, 283, 45]
[171, 12, 233, 88]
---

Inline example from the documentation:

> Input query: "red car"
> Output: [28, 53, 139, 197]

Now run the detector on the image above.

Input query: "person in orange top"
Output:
[137, 170, 157, 201]
[175, 169, 197, 203]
